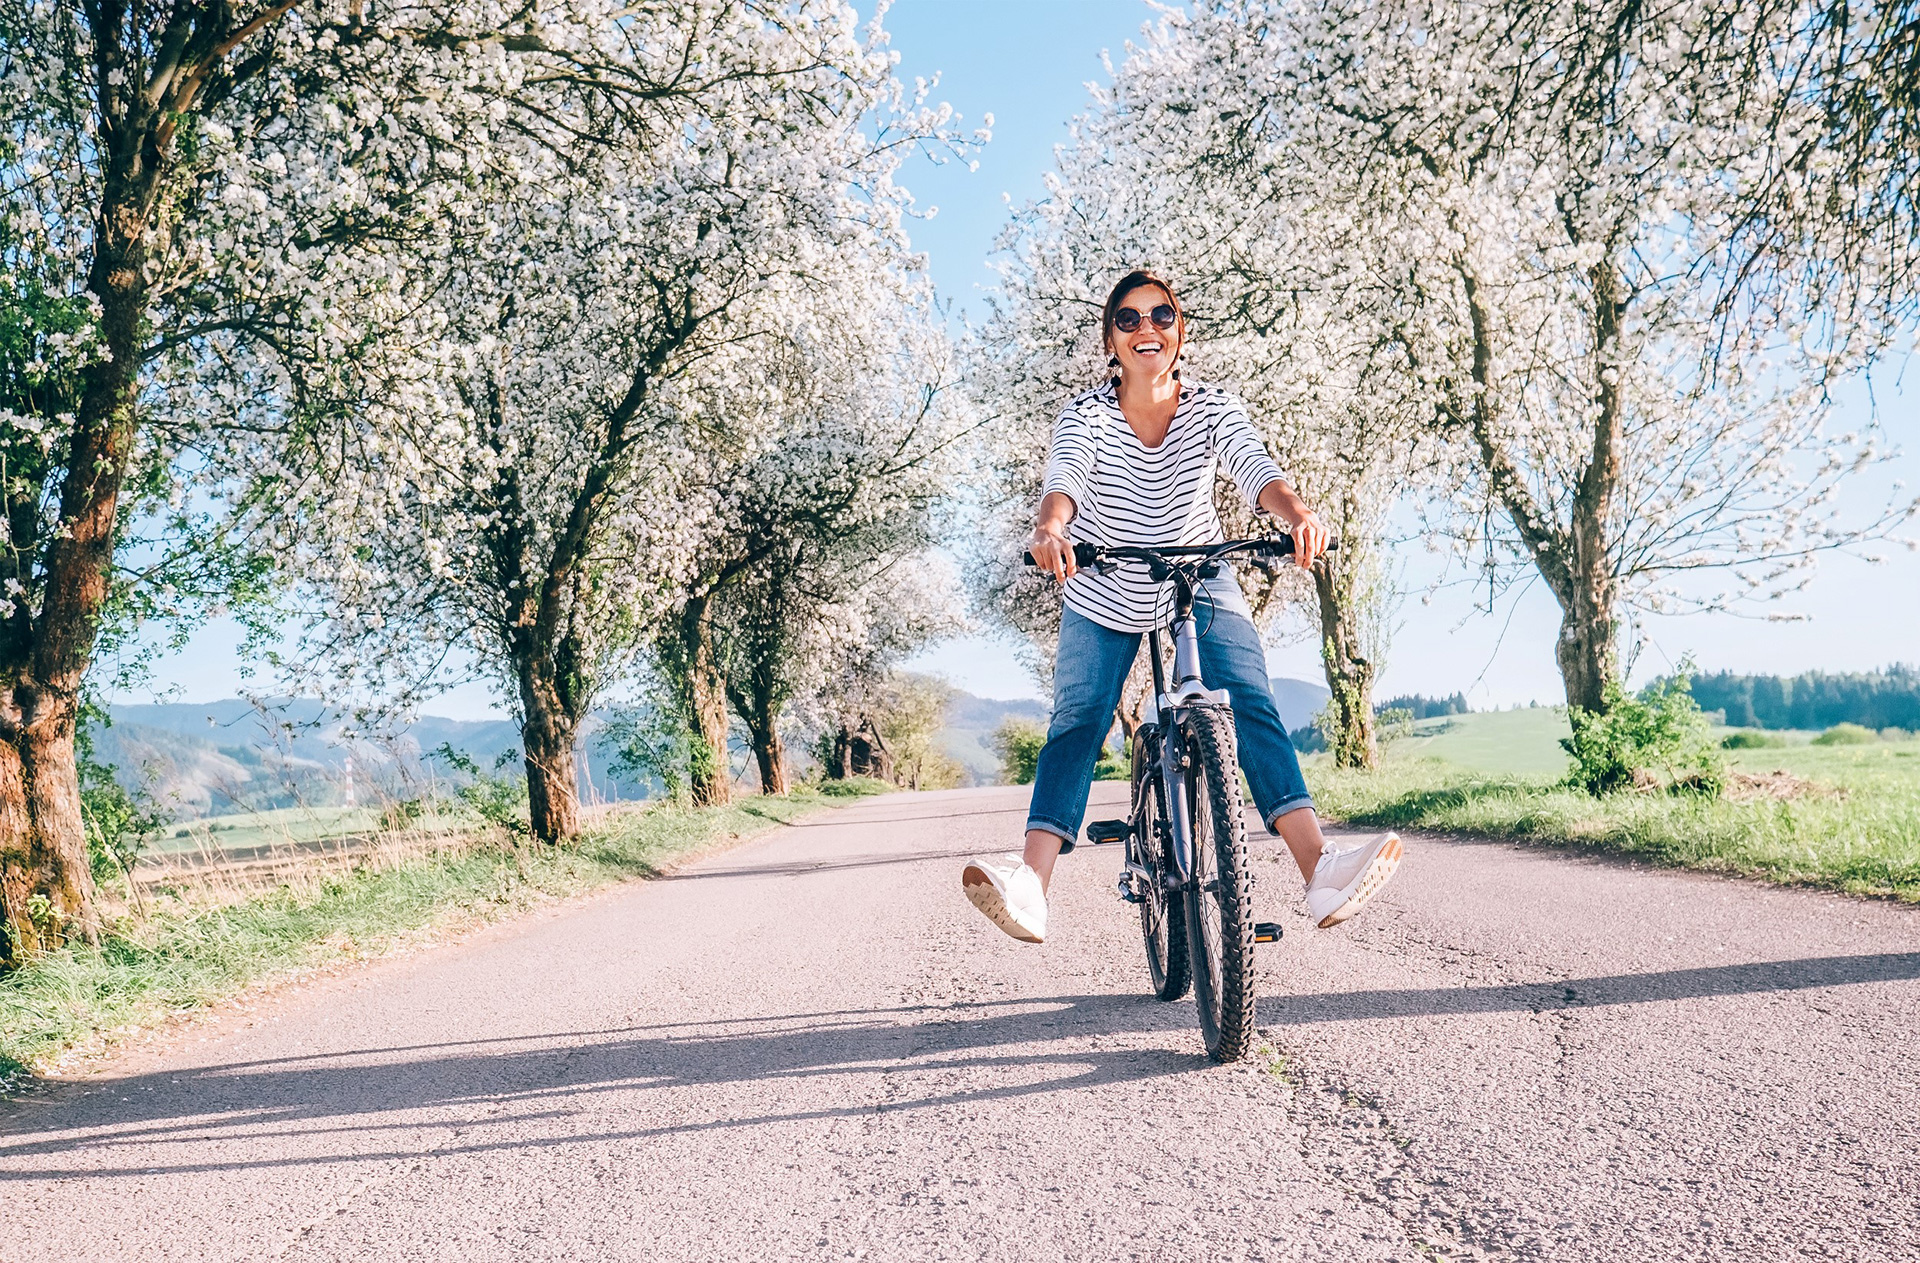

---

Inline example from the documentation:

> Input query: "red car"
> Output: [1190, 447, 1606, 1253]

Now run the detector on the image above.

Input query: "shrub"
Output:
[990, 717, 1047, 785]
[1562, 670, 1721, 795]
[75, 714, 165, 893]
[1811, 722, 1878, 746]
[1879, 727, 1911, 742]
[434, 744, 530, 834]
[1721, 730, 1787, 749]
[1375, 707, 1416, 742]
[1093, 740, 1130, 781]
[818, 776, 893, 798]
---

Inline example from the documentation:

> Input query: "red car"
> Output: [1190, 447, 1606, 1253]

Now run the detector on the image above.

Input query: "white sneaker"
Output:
[1305, 833, 1403, 928]
[961, 854, 1047, 943]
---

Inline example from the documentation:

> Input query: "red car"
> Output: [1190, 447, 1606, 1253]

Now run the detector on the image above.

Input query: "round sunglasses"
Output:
[1112, 303, 1177, 333]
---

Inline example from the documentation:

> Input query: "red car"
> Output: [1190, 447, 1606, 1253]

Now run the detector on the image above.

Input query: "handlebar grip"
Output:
[1253, 537, 1339, 556]
[1023, 543, 1101, 569]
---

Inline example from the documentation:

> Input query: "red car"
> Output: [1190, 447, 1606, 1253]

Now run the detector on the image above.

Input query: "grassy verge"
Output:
[0, 782, 886, 1089]
[1307, 743, 1920, 901]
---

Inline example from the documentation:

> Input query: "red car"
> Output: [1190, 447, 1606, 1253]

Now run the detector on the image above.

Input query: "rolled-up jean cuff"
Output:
[1263, 794, 1315, 833]
[1024, 817, 1077, 851]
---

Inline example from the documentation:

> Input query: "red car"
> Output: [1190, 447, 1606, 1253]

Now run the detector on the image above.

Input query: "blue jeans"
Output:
[1025, 580, 1315, 847]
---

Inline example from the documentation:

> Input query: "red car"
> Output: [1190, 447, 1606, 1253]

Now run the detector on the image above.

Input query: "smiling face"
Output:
[1106, 283, 1184, 383]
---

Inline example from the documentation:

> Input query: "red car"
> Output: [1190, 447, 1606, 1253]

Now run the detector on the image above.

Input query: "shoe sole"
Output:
[1315, 834, 1403, 929]
[962, 865, 1044, 943]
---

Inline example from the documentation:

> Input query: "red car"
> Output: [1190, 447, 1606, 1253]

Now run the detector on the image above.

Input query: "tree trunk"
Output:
[0, 119, 155, 961]
[739, 696, 787, 796]
[1312, 558, 1378, 770]
[677, 596, 732, 807]
[750, 723, 788, 796]
[725, 662, 789, 797]
[519, 698, 580, 844]
[1447, 243, 1624, 717]
[1556, 257, 1627, 715]
[0, 705, 99, 965]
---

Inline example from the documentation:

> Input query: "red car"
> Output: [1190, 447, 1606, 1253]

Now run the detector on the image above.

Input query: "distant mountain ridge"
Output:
[97, 676, 1333, 820]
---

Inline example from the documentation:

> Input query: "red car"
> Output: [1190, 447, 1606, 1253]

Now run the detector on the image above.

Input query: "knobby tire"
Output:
[1181, 705, 1256, 1062]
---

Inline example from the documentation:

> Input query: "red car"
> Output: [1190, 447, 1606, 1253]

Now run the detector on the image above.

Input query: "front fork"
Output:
[1154, 607, 1224, 892]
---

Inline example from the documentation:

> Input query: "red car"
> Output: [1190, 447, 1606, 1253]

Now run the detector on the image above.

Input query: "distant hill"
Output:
[94, 674, 1336, 817]
[93, 699, 631, 823]
[940, 691, 1048, 785]
[1268, 677, 1331, 731]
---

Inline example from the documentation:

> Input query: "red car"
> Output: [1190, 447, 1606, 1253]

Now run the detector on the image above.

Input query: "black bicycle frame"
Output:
[1145, 559, 1230, 892]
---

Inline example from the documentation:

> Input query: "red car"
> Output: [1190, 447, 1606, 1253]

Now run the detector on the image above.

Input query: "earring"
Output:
[1107, 355, 1119, 367]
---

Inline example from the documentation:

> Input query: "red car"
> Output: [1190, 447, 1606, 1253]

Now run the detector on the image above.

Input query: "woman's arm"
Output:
[1029, 491, 1079, 582]
[1256, 479, 1330, 569]
[1032, 403, 1097, 583]
[1216, 398, 1329, 569]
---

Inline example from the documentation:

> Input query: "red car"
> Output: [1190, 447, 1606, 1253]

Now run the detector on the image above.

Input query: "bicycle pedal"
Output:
[1085, 819, 1131, 846]
[1253, 922, 1284, 943]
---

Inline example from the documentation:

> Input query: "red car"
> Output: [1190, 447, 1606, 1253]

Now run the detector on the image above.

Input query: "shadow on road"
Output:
[785, 803, 1033, 829]
[0, 992, 1198, 1178]
[1260, 950, 1920, 1022]
[4, 951, 1913, 1179]
[667, 847, 986, 882]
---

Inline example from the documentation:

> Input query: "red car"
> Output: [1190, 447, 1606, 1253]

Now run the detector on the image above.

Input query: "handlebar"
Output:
[1022, 536, 1335, 570]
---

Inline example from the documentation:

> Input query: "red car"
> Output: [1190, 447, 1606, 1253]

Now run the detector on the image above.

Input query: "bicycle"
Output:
[1026, 534, 1316, 1062]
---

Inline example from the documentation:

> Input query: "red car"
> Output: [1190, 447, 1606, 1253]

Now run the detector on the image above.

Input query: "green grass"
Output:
[0, 787, 880, 1089]
[1309, 737, 1920, 902]
[1386, 708, 1576, 776]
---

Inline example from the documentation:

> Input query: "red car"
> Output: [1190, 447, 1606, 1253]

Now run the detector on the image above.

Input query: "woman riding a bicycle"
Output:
[963, 269, 1402, 946]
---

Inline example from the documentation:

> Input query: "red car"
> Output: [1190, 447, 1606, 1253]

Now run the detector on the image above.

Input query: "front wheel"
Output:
[1180, 705, 1257, 1062]
[1131, 727, 1189, 1002]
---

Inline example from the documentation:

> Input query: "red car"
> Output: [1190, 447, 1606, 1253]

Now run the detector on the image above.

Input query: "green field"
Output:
[149, 805, 389, 855]
[1384, 708, 1575, 775]
[1306, 710, 1920, 901]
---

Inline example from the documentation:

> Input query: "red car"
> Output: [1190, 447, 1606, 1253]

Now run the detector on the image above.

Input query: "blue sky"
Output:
[126, 0, 1919, 716]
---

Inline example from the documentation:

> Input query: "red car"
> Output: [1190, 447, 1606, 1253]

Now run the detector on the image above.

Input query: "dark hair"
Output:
[1101, 268, 1185, 353]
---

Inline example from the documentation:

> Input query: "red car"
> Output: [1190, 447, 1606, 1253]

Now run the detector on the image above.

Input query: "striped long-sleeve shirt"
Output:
[1041, 380, 1285, 633]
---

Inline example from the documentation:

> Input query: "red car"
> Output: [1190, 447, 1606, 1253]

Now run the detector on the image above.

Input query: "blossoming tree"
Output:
[1261, 0, 1915, 714]
[244, 1, 957, 833]
[0, 0, 650, 959]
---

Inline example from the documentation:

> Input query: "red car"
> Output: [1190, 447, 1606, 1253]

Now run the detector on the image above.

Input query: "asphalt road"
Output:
[3, 784, 1917, 1262]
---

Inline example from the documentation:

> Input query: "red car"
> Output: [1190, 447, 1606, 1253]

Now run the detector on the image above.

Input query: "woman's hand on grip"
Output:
[1029, 524, 1077, 583]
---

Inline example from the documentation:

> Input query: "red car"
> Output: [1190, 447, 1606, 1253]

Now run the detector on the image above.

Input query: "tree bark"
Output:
[1311, 558, 1378, 770]
[518, 688, 580, 844]
[0, 711, 99, 965]
[749, 718, 788, 796]
[723, 639, 789, 797]
[0, 72, 158, 959]
[676, 596, 732, 807]
[734, 684, 787, 796]
[1557, 256, 1627, 714]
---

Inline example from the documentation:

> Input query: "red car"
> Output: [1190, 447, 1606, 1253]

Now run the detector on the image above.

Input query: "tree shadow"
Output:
[664, 847, 987, 882]
[3, 951, 1912, 1179]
